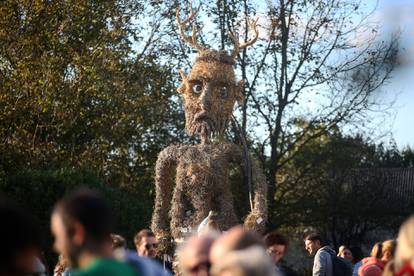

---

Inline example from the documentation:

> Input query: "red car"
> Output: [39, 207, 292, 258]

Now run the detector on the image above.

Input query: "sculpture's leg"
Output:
[216, 183, 238, 231]
[170, 186, 187, 240]
[190, 179, 213, 228]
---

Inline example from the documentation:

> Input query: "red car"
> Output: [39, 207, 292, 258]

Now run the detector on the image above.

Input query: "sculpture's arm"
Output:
[151, 145, 178, 244]
[227, 144, 267, 233]
[244, 155, 268, 233]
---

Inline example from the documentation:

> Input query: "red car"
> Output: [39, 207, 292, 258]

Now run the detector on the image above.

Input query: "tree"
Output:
[273, 126, 409, 247]
[401, 147, 414, 167]
[204, 0, 400, 224]
[0, 1, 188, 266]
[0, 0, 184, 192]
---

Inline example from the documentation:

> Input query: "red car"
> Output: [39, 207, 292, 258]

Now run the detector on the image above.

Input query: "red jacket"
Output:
[358, 257, 384, 276]
[396, 263, 414, 276]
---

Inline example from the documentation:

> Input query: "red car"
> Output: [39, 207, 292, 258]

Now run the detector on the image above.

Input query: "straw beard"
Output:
[185, 108, 228, 139]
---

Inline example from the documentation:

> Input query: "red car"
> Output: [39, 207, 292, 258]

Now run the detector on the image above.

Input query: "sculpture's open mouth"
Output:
[192, 112, 216, 135]
[194, 112, 211, 122]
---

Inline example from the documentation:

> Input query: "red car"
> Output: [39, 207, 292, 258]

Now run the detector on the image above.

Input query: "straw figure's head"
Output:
[176, 3, 258, 144]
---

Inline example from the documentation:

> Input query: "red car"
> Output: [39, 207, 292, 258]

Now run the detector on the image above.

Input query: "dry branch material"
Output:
[151, 3, 268, 254]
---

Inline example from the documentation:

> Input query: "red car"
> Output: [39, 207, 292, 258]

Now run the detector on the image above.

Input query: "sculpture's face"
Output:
[178, 54, 243, 142]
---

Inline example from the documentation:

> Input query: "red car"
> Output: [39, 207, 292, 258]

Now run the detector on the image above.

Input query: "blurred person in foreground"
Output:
[178, 234, 216, 276]
[384, 216, 414, 276]
[210, 246, 276, 276]
[358, 239, 396, 276]
[50, 189, 136, 276]
[0, 197, 45, 276]
[209, 225, 277, 276]
[209, 225, 265, 265]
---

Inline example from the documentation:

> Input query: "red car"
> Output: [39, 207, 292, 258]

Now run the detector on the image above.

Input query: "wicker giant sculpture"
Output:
[151, 3, 267, 252]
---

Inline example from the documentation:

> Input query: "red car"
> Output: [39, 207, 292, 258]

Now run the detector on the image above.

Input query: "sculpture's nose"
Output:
[199, 83, 212, 111]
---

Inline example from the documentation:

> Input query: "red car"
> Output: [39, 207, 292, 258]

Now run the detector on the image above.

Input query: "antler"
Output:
[230, 18, 259, 59]
[176, 1, 206, 51]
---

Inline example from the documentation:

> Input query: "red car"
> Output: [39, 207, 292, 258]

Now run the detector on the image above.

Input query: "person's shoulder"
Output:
[316, 246, 330, 255]
[359, 259, 383, 276]
[362, 265, 382, 276]
[73, 258, 136, 276]
[319, 246, 336, 257]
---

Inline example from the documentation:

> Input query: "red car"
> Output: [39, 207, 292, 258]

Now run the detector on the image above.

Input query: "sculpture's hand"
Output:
[244, 212, 266, 233]
[156, 232, 175, 257]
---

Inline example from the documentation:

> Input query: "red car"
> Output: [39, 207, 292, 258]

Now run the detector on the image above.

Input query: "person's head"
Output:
[337, 245, 353, 262]
[110, 234, 126, 250]
[51, 189, 114, 268]
[178, 234, 216, 276]
[209, 225, 265, 266]
[395, 216, 414, 271]
[371, 240, 397, 264]
[349, 246, 364, 264]
[263, 231, 288, 264]
[134, 229, 158, 258]
[304, 233, 323, 256]
[210, 246, 275, 276]
[0, 198, 42, 276]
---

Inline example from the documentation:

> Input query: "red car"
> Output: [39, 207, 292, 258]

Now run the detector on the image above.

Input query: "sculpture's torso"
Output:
[169, 143, 240, 238]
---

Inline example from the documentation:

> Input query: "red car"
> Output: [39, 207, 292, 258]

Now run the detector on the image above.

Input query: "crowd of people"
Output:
[2, 188, 414, 276]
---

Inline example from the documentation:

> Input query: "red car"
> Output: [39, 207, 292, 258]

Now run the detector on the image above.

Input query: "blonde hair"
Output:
[338, 245, 350, 257]
[370, 240, 397, 259]
[394, 216, 414, 271]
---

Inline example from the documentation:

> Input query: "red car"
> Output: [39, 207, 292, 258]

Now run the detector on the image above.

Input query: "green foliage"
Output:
[0, 1, 185, 189]
[0, 1, 184, 266]
[273, 123, 413, 246]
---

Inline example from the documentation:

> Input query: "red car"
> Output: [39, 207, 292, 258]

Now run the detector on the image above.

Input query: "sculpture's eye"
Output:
[192, 83, 203, 94]
[220, 86, 228, 98]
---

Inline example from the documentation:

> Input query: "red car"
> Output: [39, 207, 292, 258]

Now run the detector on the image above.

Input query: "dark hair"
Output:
[110, 234, 126, 249]
[305, 233, 323, 244]
[350, 246, 364, 263]
[0, 198, 42, 274]
[53, 188, 113, 245]
[264, 231, 288, 249]
[134, 229, 155, 245]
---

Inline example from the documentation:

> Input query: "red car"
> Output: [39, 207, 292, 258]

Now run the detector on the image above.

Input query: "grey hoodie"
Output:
[313, 246, 335, 276]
